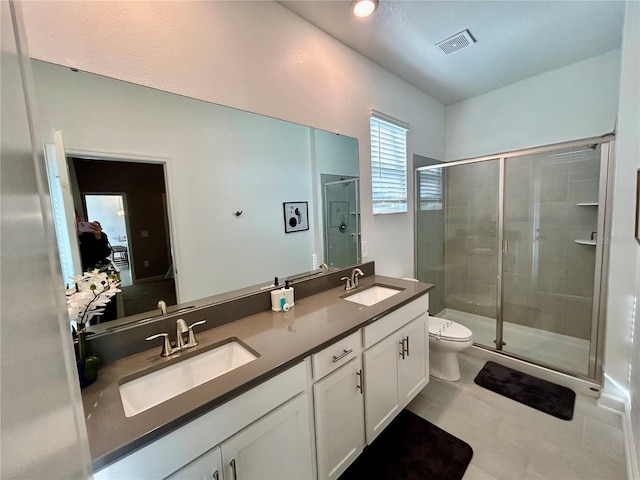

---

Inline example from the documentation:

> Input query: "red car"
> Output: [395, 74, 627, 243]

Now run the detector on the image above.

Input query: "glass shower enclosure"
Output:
[415, 137, 613, 381]
[323, 177, 361, 269]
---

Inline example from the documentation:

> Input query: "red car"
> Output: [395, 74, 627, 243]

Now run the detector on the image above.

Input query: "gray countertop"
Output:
[83, 275, 432, 471]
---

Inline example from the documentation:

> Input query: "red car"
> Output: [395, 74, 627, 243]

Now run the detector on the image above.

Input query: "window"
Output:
[370, 113, 408, 214]
[419, 168, 443, 211]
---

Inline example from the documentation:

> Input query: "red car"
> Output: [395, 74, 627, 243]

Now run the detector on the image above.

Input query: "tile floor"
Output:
[407, 354, 627, 480]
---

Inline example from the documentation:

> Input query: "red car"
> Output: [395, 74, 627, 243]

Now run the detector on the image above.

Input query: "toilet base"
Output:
[430, 350, 462, 381]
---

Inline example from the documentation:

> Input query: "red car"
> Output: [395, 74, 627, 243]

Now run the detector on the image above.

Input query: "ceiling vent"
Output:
[435, 29, 476, 55]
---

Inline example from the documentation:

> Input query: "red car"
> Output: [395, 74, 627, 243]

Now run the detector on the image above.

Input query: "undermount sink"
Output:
[343, 285, 403, 306]
[119, 339, 258, 417]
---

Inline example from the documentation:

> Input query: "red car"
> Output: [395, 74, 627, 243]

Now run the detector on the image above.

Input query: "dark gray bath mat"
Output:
[338, 409, 473, 480]
[474, 361, 576, 420]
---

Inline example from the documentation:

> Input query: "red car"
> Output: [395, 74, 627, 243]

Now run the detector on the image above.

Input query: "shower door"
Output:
[415, 138, 612, 380]
[416, 159, 501, 349]
[500, 145, 606, 376]
[323, 178, 360, 269]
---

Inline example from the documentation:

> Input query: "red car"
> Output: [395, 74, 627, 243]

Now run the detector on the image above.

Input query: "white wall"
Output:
[33, 61, 316, 301]
[22, 0, 446, 281]
[445, 50, 621, 161]
[607, 0, 640, 464]
[0, 2, 92, 477]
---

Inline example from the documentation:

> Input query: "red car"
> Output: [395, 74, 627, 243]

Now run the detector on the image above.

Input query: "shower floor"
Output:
[436, 308, 590, 376]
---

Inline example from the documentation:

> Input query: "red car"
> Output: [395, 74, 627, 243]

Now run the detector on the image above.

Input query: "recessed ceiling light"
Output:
[351, 0, 378, 18]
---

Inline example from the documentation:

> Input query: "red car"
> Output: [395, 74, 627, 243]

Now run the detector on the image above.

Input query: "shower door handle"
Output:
[502, 241, 509, 254]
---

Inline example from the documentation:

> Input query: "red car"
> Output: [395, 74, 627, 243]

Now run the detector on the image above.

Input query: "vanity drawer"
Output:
[313, 331, 361, 381]
[363, 294, 429, 349]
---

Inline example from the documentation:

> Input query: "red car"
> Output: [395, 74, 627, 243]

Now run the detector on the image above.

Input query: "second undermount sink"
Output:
[119, 339, 258, 417]
[344, 285, 403, 306]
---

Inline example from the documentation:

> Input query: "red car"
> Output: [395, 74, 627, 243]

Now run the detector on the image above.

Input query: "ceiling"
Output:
[279, 1, 625, 105]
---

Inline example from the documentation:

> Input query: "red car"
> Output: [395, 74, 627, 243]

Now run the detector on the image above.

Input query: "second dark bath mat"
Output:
[474, 361, 576, 420]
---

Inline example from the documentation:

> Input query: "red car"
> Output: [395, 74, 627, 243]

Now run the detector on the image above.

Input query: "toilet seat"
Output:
[428, 316, 473, 342]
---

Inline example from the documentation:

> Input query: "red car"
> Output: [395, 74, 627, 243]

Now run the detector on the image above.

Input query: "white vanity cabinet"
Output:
[220, 393, 313, 480]
[94, 362, 312, 480]
[166, 393, 312, 480]
[362, 296, 429, 444]
[312, 331, 365, 480]
[92, 290, 430, 480]
[165, 446, 222, 480]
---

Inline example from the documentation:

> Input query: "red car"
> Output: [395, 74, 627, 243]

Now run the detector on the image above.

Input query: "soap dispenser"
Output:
[283, 280, 295, 307]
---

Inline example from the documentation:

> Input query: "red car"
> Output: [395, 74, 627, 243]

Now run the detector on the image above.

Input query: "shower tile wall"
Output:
[444, 161, 499, 319]
[503, 150, 600, 340]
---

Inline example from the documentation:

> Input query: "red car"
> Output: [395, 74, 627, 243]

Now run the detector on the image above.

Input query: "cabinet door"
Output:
[363, 332, 401, 444]
[221, 393, 313, 480]
[398, 314, 428, 406]
[165, 446, 222, 480]
[314, 358, 365, 480]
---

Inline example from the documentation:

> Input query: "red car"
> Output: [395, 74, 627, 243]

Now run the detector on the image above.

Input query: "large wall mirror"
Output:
[32, 60, 360, 332]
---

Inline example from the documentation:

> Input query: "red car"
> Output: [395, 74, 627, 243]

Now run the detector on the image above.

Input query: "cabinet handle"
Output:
[212, 470, 219, 480]
[332, 348, 353, 363]
[230, 459, 237, 480]
[399, 339, 406, 359]
[405, 336, 410, 356]
[356, 368, 363, 394]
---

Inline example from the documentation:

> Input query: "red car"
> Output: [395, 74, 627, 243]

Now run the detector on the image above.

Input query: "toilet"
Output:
[428, 316, 473, 381]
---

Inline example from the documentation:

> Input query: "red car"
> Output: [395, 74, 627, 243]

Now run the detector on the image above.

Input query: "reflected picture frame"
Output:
[283, 201, 309, 233]
[636, 169, 640, 244]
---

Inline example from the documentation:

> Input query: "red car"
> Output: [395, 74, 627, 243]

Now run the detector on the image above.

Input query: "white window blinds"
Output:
[370, 114, 408, 214]
[419, 168, 443, 211]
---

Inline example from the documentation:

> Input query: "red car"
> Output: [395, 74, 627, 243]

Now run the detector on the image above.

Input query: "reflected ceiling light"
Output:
[351, 0, 378, 18]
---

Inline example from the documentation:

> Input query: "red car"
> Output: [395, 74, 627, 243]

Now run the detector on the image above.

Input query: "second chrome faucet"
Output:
[342, 267, 365, 291]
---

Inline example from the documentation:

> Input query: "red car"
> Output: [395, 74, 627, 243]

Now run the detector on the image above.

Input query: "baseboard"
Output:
[596, 393, 638, 480]
[623, 403, 639, 480]
[598, 393, 626, 413]
[133, 275, 166, 284]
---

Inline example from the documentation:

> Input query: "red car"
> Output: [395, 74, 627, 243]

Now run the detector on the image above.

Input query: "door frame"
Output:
[64, 147, 180, 303]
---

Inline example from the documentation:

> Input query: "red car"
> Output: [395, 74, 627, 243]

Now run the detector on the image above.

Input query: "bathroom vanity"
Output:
[86, 273, 432, 479]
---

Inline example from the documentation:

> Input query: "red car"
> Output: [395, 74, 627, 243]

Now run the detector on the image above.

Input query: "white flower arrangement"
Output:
[66, 268, 121, 331]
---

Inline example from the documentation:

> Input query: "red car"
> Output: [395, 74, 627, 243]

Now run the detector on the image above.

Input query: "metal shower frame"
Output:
[414, 134, 615, 384]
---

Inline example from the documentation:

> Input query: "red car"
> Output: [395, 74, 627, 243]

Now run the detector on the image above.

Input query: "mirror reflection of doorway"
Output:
[70, 157, 177, 318]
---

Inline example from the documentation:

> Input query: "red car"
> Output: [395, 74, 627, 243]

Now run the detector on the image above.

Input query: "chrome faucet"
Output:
[157, 300, 167, 315]
[146, 318, 207, 357]
[175, 318, 188, 350]
[351, 268, 364, 288]
[341, 276, 354, 291]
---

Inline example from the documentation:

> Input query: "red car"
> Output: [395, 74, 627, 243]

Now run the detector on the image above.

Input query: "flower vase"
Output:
[76, 330, 100, 389]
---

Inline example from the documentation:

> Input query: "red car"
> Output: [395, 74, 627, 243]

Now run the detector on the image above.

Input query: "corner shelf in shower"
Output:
[575, 203, 598, 245]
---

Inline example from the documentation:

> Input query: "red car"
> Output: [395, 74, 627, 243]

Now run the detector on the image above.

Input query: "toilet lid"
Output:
[429, 316, 473, 342]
